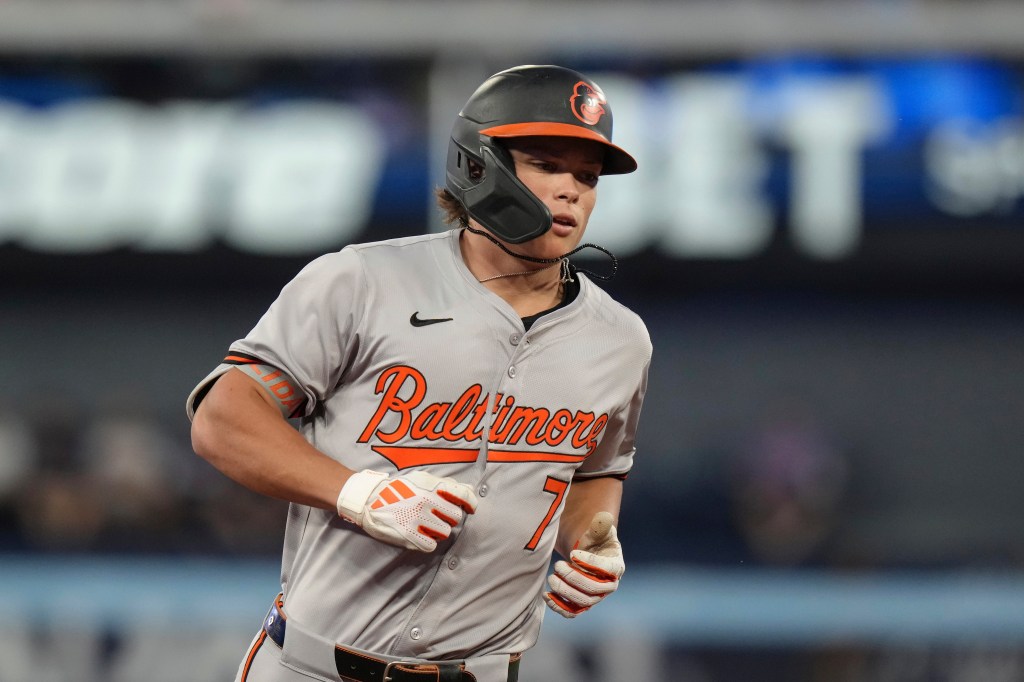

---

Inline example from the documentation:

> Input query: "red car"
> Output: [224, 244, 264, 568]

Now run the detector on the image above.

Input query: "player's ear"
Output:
[467, 158, 484, 181]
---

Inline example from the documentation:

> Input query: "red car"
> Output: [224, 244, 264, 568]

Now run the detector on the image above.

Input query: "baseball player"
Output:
[187, 64, 651, 682]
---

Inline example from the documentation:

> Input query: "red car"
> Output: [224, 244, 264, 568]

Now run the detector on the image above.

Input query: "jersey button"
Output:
[410, 627, 422, 640]
[507, 365, 517, 378]
[448, 557, 459, 569]
[509, 333, 521, 345]
[479, 484, 489, 497]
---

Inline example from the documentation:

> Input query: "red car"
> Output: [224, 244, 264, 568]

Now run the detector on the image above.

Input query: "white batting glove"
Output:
[543, 511, 625, 618]
[336, 470, 478, 552]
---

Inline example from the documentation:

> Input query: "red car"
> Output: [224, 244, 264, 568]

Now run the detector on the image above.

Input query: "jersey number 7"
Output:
[524, 476, 570, 551]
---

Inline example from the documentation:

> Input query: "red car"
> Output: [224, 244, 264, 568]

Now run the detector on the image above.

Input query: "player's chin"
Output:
[528, 228, 582, 259]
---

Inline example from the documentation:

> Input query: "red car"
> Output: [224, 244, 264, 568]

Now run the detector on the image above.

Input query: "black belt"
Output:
[262, 598, 520, 682]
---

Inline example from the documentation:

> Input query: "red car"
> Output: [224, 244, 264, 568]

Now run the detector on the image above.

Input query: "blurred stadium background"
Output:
[1, 1, 1023, 680]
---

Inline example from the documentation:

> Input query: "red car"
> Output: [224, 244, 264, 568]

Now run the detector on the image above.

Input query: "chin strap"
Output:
[462, 225, 619, 282]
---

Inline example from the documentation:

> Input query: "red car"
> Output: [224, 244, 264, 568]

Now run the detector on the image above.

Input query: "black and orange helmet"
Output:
[445, 65, 637, 244]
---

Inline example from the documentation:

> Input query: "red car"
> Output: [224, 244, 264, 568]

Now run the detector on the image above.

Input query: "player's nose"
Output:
[553, 172, 581, 203]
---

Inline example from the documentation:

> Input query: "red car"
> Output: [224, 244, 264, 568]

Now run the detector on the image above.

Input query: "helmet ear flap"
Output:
[460, 146, 551, 244]
[445, 123, 487, 193]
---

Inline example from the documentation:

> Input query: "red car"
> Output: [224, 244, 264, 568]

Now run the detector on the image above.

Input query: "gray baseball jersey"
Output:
[187, 228, 651, 663]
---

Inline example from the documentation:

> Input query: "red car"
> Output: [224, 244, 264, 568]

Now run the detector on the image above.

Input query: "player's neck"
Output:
[459, 228, 565, 315]
[484, 273, 565, 317]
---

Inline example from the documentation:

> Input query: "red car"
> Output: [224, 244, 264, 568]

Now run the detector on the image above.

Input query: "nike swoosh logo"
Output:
[410, 312, 454, 327]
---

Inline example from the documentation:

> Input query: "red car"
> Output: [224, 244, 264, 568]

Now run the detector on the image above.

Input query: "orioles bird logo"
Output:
[570, 81, 606, 126]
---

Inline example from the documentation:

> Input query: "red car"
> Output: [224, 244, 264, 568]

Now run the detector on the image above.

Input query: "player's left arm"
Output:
[544, 476, 625, 618]
[545, 330, 649, 617]
[555, 476, 622, 559]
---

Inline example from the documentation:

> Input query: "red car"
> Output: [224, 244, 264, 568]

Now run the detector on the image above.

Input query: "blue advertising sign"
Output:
[0, 56, 1020, 275]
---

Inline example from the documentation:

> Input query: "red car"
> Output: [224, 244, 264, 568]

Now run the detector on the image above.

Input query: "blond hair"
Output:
[434, 187, 469, 227]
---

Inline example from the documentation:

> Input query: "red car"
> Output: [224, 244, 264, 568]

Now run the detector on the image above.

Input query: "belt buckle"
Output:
[383, 658, 465, 682]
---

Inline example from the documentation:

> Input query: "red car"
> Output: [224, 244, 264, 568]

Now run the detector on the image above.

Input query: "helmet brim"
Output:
[480, 122, 637, 175]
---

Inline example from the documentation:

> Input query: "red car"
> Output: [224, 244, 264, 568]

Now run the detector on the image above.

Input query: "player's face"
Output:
[504, 136, 603, 259]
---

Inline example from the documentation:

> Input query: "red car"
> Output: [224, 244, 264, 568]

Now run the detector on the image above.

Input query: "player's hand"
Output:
[336, 469, 478, 552]
[543, 511, 625, 618]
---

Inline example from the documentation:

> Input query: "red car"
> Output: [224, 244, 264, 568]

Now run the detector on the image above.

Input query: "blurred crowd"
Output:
[622, 392, 855, 570]
[0, 387, 854, 568]
[0, 392, 286, 556]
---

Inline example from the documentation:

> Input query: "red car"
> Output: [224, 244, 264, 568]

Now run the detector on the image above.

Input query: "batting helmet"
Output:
[445, 65, 637, 244]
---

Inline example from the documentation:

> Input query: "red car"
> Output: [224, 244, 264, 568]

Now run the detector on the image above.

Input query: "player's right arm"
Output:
[191, 366, 478, 552]
[191, 367, 353, 511]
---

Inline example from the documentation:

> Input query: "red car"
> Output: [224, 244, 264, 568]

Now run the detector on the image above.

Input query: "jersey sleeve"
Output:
[574, 329, 652, 481]
[185, 247, 369, 421]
